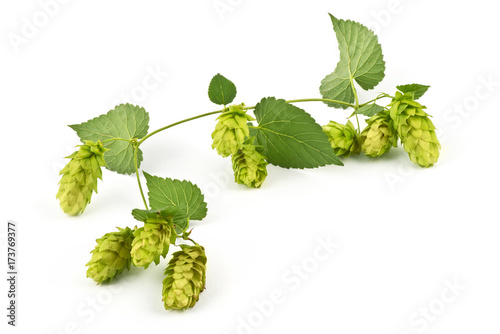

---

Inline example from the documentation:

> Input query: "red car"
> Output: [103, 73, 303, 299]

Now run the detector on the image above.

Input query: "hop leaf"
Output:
[322, 120, 361, 157]
[211, 104, 255, 157]
[360, 111, 398, 157]
[86, 227, 134, 284]
[56, 140, 109, 215]
[232, 144, 268, 188]
[131, 216, 177, 269]
[389, 92, 441, 167]
[162, 244, 207, 310]
[208, 73, 237, 105]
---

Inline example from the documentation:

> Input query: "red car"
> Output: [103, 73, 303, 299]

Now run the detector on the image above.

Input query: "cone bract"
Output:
[389, 92, 440, 167]
[86, 227, 134, 284]
[212, 104, 255, 157]
[322, 120, 361, 157]
[131, 217, 176, 269]
[162, 244, 207, 310]
[232, 144, 268, 188]
[360, 111, 398, 157]
[56, 140, 108, 215]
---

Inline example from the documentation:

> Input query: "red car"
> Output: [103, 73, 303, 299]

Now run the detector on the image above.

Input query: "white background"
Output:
[1, 0, 499, 333]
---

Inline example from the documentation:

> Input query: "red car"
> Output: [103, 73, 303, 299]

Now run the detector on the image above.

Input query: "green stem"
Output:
[358, 93, 391, 108]
[355, 114, 361, 134]
[138, 109, 224, 146]
[137, 98, 357, 146]
[134, 144, 149, 210]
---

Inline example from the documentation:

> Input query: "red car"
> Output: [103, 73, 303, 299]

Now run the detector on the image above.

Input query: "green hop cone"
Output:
[131, 217, 176, 269]
[162, 244, 207, 310]
[212, 104, 255, 157]
[231, 144, 268, 188]
[322, 120, 361, 157]
[389, 92, 441, 167]
[56, 140, 109, 215]
[360, 111, 398, 157]
[86, 227, 134, 284]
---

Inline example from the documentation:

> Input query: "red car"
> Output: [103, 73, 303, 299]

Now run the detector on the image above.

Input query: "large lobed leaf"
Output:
[320, 14, 385, 109]
[253, 97, 343, 169]
[143, 172, 207, 232]
[69, 104, 149, 175]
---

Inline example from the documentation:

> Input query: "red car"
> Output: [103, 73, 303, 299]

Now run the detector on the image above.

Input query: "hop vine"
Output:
[57, 13, 441, 312]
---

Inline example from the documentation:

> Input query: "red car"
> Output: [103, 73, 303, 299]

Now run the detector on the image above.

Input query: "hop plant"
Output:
[212, 104, 255, 157]
[231, 143, 268, 188]
[389, 92, 441, 167]
[162, 244, 207, 310]
[360, 111, 398, 157]
[131, 217, 176, 269]
[86, 227, 134, 284]
[322, 120, 361, 157]
[56, 140, 108, 215]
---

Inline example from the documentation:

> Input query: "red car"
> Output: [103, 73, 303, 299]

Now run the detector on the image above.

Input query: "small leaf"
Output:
[69, 104, 149, 175]
[396, 84, 430, 100]
[131, 206, 180, 223]
[320, 14, 385, 109]
[208, 73, 237, 105]
[355, 104, 384, 117]
[143, 172, 208, 232]
[253, 97, 343, 169]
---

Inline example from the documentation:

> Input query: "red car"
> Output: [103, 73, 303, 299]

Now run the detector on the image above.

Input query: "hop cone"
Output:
[86, 227, 134, 284]
[212, 104, 255, 157]
[162, 244, 207, 310]
[389, 92, 441, 167]
[322, 120, 361, 157]
[360, 111, 398, 157]
[56, 140, 108, 215]
[231, 144, 268, 188]
[131, 217, 176, 269]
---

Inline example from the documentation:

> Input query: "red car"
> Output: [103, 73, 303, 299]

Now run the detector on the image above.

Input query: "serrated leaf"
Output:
[320, 14, 385, 109]
[253, 97, 343, 169]
[131, 206, 179, 223]
[69, 104, 149, 175]
[355, 104, 384, 117]
[208, 73, 237, 105]
[396, 84, 430, 100]
[143, 172, 207, 232]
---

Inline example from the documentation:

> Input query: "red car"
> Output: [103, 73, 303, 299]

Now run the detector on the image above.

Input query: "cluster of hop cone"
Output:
[86, 222, 207, 311]
[323, 91, 441, 167]
[56, 141, 207, 310]
[211, 103, 269, 188]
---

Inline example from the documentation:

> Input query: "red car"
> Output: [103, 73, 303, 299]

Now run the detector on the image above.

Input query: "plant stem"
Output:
[355, 114, 361, 133]
[134, 144, 149, 210]
[138, 109, 224, 146]
[358, 93, 391, 108]
[137, 98, 357, 146]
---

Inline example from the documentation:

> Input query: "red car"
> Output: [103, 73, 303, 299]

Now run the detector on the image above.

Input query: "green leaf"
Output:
[131, 206, 180, 223]
[396, 84, 430, 100]
[320, 14, 385, 109]
[143, 172, 208, 232]
[355, 104, 384, 117]
[208, 73, 237, 105]
[253, 97, 343, 169]
[69, 104, 149, 175]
